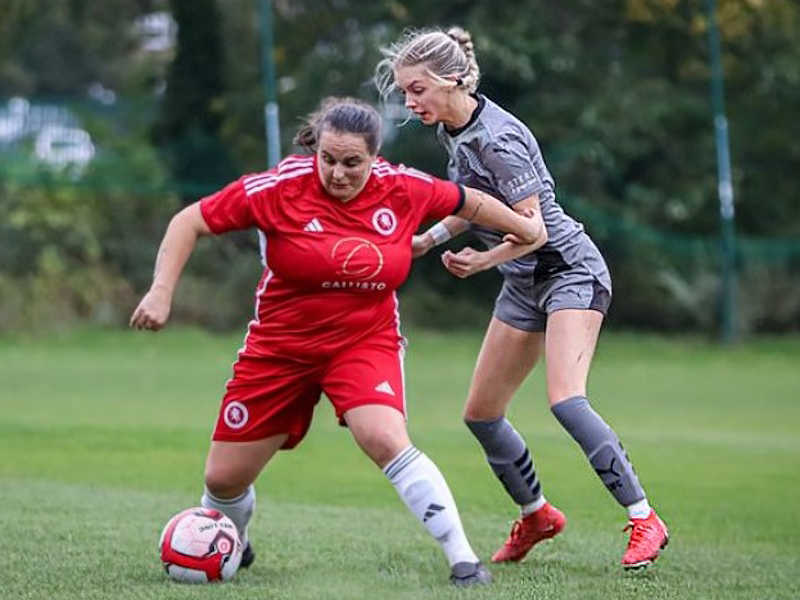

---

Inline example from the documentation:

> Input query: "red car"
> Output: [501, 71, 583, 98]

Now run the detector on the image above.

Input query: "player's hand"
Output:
[412, 233, 433, 258]
[129, 286, 172, 331]
[441, 247, 490, 278]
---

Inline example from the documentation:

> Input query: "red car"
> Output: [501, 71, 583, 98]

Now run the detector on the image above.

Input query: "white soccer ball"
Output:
[158, 507, 243, 583]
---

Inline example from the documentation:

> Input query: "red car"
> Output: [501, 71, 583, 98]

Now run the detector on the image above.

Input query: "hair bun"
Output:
[293, 124, 317, 152]
[446, 26, 474, 54]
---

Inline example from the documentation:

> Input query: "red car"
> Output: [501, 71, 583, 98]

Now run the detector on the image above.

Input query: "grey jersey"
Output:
[436, 95, 592, 287]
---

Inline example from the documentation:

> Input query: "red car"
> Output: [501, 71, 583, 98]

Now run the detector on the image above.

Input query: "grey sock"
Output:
[552, 395, 645, 507]
[201, 485, 255, 546]
[465, 417, 541, 505]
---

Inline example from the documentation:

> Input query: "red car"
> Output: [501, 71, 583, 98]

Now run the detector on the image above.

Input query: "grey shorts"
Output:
[493, 266, 612, 332]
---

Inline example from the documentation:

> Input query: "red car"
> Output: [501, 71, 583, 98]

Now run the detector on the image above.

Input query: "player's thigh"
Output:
[206, 354, 323, 495]
[544, 308, 604, 406]
[204, 435, 288, 497]
[464, 317, 544, 421]
[213, 352, 323, 445]
[323, 330, 407, 421]
[323, 331, 410, 467]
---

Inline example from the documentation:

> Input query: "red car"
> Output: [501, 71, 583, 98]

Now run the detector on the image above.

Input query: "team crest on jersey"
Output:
[223, 401, 249, 429]
[372, 208, 397, 236]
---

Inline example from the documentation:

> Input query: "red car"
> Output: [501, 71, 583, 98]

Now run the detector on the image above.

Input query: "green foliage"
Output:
[0, 0, 155, 95]
[0, 116, 260, 331]
[1, 0, 800, 334]
[152, 0, 239, 198]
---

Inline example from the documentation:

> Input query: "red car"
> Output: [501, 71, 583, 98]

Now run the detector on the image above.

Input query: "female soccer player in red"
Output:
[376, 28, 668, 570]
[130, 97, 540, 586]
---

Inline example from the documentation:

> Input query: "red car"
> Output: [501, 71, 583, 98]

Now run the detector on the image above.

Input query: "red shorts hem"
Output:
[334, 397, 406, 424]
[211, 425, 306, 449]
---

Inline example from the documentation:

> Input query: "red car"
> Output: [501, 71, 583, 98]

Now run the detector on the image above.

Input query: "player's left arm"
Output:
[412, 184, 540, 259]
[408, 161, 538, 255]
[442, 193, 547, 278]
[454, 185, 540, 245]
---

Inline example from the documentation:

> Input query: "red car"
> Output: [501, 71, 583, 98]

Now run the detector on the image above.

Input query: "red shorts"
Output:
[212, 329, 406, 449]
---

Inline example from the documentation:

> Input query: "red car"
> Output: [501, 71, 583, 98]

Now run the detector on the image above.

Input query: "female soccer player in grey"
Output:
[376, 27, 668, 570]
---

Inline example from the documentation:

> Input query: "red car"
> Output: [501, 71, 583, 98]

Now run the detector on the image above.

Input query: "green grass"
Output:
[1, 327, 799, 599]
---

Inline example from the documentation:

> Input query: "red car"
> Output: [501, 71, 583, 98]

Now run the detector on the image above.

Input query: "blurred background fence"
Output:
[1, 0, 799, 337]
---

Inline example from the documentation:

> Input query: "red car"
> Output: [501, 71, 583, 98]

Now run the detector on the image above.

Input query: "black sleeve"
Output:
[451, 184, 466, 215]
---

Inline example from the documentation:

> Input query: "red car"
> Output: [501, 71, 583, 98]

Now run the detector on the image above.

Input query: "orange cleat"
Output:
[491, 502, 566, 563]
[621, 510, 669, 570]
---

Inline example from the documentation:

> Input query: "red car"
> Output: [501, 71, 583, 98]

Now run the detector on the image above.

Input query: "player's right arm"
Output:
[130, 169, 280, 331]
[129, 202, 212, 331]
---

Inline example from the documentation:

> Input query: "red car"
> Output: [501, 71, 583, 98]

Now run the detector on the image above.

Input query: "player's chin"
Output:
[327, 186, 352, 200]
[420, 114, 437, 125]
[413, 111, 435, 125]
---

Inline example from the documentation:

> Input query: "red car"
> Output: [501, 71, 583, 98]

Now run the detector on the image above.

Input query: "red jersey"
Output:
[200, 155, 464, 359]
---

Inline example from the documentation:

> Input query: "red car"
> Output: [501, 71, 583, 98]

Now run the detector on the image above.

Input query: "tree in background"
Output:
[1, 0, 799, 333]
[152, 0, 237, 199]
[0, 0, 159, 95]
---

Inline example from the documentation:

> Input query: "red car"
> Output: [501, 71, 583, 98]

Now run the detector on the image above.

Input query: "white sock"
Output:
[383, 445, 479, 566]
[521, 495, 547, 517]
[201, 485, 256, 546]
[626, 497, 651, 520]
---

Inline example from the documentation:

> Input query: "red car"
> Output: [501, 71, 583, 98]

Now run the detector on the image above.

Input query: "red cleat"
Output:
[491, 502, 566, 563]
[621, 510, 669, 570]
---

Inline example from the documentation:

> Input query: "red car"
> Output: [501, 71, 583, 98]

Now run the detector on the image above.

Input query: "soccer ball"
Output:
[158, 507, 243, 583]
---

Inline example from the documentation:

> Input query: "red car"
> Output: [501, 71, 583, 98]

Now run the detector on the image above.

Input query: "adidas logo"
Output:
[423, 503, 445, 522]
[374, 381, 395, 396]
[304, 218, 323, 232]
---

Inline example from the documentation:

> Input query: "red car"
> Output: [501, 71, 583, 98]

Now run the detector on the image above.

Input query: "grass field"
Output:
[2, 327, 799, 599]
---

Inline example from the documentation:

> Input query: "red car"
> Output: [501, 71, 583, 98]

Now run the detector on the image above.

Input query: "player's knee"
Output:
[204, 466, 249, 499]
[547, 386, 585, 407]
[463, 402, 505, 422]
[356, 427, 408, 467]
[463, 386, 514, 421]
[462, 406, 480, 421]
